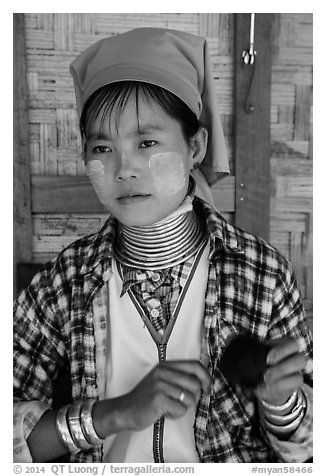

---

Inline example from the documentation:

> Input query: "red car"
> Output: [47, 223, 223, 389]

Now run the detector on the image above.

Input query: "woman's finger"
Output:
[264, 353, 306, 383]
[266, 339, 300, 365]
[155, 367, 205, 399]
[154, 379, 198, 407]
[257, 373, 304, 403]
[163, 360, 212, 392]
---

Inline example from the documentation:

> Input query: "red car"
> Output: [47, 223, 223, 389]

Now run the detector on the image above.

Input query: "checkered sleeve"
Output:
[13, 263, 69, 461]
[262, 254, 313, 462]
[13, 401, 50, 462]
[267, 253, 313, 381]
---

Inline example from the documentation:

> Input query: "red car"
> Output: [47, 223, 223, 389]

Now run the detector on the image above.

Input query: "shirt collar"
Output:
[120, 267, 167, 296]
[119, 258, 194, 297]
[79, 214, 117, 276]
[193, 198, 244, 259]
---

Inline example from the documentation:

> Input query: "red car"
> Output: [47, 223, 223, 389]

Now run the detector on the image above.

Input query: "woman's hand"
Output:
[120, 360, 211, 431]
[254, 338, 307, 406]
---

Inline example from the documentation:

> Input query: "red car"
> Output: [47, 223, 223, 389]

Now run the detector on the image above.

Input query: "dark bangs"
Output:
[80, 81, 199, 147]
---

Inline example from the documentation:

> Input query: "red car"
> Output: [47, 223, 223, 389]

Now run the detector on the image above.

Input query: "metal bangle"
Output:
[264, 402, 303, 425]
[261, 390, 298, 414]
[300, 388, 307, 410]
[263, 407, 305, 435]
[55, 404, 80, 454]
[67, 402, 93, 451]
[80, 399, 105, 446]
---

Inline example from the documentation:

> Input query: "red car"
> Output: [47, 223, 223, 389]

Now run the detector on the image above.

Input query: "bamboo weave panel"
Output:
[270, 13, 312, 320]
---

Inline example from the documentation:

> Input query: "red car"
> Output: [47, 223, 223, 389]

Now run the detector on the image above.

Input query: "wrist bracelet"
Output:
[263, 406, 305, 435]
[80, 399, 105, 446]
[300, 388, 307, 411]
[55, 404, 80, 454]
[261, 390, 298, 414]
[263, 390, 306, 436]
[67, 402, 94, 451]
[264, 401, 303, 425]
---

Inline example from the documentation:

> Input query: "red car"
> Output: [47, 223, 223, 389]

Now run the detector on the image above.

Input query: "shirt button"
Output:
[103, 270, 111, 282]
[151, 272, 161, 282]
[150, 308, 160, 318]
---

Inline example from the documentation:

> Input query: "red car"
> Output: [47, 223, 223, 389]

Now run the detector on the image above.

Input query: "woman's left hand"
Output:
[254, 338, 307, 405]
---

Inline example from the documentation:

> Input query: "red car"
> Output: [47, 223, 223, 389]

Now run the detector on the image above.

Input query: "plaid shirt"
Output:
[13, 198, 313, 463]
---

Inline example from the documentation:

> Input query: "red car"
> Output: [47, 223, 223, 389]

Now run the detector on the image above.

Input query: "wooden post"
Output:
[234, 13, 272, 241]
[13, 13, 32, 296]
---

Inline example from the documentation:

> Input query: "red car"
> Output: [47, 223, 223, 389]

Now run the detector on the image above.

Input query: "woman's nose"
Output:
[115, 151, 139, 181]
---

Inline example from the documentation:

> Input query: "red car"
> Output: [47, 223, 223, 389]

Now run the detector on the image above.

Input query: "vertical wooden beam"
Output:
[234, 14, 273, 240]
[13, 13, 32, 296]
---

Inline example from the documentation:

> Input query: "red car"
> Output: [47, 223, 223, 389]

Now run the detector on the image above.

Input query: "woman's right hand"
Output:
[121, 359, 211, 431]
[94, 359, 211, 437]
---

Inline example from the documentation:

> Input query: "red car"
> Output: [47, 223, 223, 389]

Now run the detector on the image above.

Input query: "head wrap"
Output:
[69, 27, 230, 187]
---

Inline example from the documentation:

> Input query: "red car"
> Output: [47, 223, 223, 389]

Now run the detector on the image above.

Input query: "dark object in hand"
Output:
[220, 335, 271, 388]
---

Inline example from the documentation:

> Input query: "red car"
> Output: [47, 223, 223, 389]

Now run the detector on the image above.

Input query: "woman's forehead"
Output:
[86, 92, 176, 138]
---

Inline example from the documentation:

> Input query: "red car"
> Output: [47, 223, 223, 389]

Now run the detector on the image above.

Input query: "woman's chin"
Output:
[105, 197, 182, 227]
[116, 209, 172, 227]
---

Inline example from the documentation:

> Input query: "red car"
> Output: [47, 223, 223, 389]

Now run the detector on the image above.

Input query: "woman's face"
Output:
[84, 93, 197, 226]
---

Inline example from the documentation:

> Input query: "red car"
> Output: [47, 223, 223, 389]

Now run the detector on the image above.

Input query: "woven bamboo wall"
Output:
[22, 13, 312, 320]
[270, 13, 313, 323]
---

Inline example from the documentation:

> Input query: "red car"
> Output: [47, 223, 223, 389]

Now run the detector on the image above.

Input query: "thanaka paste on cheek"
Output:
[149, 152, 186, 196]
[85, 159, 110, 205]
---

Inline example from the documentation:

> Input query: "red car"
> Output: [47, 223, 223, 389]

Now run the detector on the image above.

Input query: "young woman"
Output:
[14, 27, 312, 463]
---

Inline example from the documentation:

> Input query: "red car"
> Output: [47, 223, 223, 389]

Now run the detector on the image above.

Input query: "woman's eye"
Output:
[139, 140, 157, 149]
[92, 145, 111, 154]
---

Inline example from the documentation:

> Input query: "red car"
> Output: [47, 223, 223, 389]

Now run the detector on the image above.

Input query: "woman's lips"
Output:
[117, 194, 151, 205]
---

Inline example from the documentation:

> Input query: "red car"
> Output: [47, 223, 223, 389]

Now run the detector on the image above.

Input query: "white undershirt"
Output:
[103, 243, 209, 463]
